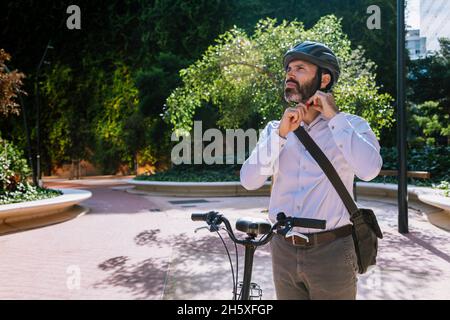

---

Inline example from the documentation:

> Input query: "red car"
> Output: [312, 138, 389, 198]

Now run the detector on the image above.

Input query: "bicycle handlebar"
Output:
[276, 212, 326, 230]
[191, 211, 326, 247]
[291, 217, 326, 229]
[191, 213, 209, 221]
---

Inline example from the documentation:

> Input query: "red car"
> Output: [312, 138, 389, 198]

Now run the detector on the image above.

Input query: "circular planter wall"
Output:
[128, 180, 271, 197]
[0, 188, 92, 235]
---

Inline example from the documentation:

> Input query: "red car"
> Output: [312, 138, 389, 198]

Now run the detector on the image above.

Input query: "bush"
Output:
[434, 181, 450, 197]
[0, 136, 61, 204]
[380, 146, 450, 183]
[135, 164, 240, 182]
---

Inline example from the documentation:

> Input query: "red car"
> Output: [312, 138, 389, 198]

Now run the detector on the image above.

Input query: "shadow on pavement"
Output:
[94, 228, 273, 300]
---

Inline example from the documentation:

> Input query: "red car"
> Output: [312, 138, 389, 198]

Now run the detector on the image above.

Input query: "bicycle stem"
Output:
[240, 242, 257, 300]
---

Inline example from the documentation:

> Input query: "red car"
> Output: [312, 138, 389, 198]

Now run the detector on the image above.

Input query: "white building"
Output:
[420, 0, 450, 53]
[406, 29, 427, 60]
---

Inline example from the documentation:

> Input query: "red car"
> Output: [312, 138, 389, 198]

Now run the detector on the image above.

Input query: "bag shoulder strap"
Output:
[293, 125, 359, 217]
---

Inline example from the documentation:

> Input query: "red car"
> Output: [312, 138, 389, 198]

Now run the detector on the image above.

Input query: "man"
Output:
[240, 41, 382, 300]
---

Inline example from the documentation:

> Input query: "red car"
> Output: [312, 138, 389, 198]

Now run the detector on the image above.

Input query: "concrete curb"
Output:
[128, 179, 271, 197]
[356, 182, 449, 213]
[0, 189, 92, 235]
[128, 179, 449, 214]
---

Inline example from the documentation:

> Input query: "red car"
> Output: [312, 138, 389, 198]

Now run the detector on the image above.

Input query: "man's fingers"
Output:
[307, 94, 324, 107]
[287, 111, 299, 123]
[300, 107, 307, 120]
[315, 90, 326, 96]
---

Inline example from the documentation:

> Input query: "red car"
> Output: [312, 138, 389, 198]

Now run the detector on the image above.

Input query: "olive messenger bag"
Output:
[293, 125, 383, 274]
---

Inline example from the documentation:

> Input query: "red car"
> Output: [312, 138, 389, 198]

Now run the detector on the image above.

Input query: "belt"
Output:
[280, 224, 353, 247]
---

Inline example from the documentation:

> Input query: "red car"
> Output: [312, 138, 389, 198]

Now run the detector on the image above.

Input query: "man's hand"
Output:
[278, 104, 308, 138]
[307, 91, 338, 120]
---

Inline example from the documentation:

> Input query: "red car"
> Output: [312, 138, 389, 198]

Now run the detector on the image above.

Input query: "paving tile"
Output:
[0, 178, 448, 300]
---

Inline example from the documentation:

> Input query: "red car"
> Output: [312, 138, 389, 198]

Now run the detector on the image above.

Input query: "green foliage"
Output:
[41, 62, 75, 163]
[407, 38, 450, 147]
[230, 0, 397, 95]
[136, 0, 234, 60]
[0, 136, 30, 187]
[135, 164, 240, 182]
[0, 136, 61, 205]
[434, 181, 450, 197]
[380, 146, 450, 183]
[93, 64, 140, 173]
[0, 1, 399, 174]
[409, 101, 449, 146]
[0, 184, 62, 205]
[166, 16, 394, 136]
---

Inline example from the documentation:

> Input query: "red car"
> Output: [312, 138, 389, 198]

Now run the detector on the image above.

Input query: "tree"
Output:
[93, 64, 140, 173]
[230, 0, 397, 96]
[0, 49, 26, 117]
[408, 101, 449, 147]
[166, 15, 394, 137]
[0, 1, 398, 174]
[407, 38, 450, 147]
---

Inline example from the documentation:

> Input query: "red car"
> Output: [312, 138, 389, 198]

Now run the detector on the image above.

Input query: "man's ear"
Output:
[320, 73, 331, 90]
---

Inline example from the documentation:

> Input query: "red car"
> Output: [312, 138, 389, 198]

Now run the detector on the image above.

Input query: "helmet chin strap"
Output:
[303, 67, 323, 104]
[314, 66, 323, 93]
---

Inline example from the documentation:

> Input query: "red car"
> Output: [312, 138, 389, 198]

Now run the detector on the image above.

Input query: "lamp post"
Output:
[397, 0, 408, 233]
[35, 40, 53, 187]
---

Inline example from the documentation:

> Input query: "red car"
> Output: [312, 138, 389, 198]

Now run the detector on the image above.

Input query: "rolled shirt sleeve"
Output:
[328, 113, 382, 181]
[240, 121, 287, 190]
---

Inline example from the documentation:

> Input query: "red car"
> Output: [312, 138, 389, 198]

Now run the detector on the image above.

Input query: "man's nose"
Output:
[286, 70, 296, 80]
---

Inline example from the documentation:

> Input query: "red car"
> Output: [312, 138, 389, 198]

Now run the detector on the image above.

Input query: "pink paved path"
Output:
[0, 177, 449, 300]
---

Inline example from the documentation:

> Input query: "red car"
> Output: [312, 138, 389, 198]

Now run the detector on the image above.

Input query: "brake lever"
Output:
[195, 224, 221, 233]
[194, 226, 209, 233]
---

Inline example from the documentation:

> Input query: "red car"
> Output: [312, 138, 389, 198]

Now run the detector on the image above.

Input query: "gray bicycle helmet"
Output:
[283, 41, 340, 89]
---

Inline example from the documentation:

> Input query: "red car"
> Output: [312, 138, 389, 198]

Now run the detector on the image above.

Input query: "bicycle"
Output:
[191, 211, 326, 300]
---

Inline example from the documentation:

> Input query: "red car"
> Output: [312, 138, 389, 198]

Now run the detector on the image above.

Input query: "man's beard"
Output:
[284, 73, 319, 104]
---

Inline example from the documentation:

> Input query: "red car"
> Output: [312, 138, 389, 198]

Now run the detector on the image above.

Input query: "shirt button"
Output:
[331, 125, 335, 130]
[339, 144, 343, 148]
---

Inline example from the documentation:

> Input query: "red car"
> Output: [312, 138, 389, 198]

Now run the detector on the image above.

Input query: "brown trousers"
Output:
[270, 233, 358, 300]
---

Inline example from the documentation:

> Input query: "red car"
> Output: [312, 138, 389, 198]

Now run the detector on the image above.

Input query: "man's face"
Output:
[284, 59, 319, 104]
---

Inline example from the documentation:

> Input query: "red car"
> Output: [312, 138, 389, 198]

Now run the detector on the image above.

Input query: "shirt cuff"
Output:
[272, 129, 287, 147]
[328, 112, 351, 134]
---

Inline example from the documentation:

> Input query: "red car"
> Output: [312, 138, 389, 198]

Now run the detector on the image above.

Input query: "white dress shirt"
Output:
[240, 112, 382, 234]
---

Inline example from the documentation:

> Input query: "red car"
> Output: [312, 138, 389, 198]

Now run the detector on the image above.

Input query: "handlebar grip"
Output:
[292, 217, 326, 230]
[191, 213, 208, 221]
